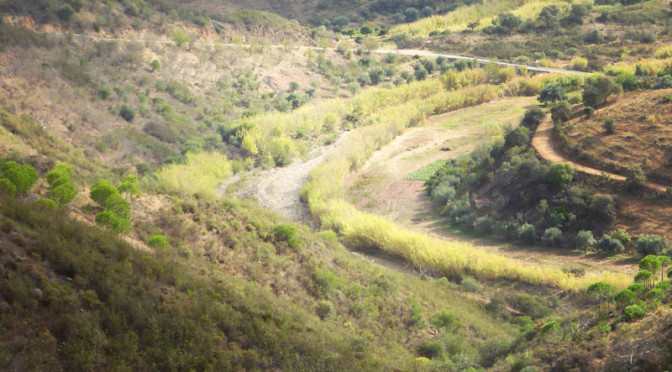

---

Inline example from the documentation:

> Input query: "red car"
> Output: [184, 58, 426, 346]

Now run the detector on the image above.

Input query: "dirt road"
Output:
[531, 116, 667, 191]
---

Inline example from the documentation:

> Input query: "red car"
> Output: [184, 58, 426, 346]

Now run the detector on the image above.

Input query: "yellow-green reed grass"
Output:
[157, 152, 232, 198]
[604, 57, 672, 76]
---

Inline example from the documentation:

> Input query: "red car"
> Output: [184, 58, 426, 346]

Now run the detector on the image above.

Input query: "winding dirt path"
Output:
[531, 116, 667, 191]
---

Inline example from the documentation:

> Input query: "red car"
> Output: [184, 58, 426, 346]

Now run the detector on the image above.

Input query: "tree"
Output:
[565, 4, 589, 25]
[596, 234, 624, 253]
[583, 76, 619, 108]
[404, 8, 419, 22]
[46, 163, 77, 205]
[634, 270, 654, 289]
[658, 256, 671, 281]
[636, 235, 669, 256]
[625, 165, 646, 190]
[104, 193, 131, 220]
[537, 5, 560, 30]
[1, 161, 38, 195]
[120, 105, 135, 122]
[360, 25, 373, 35]
[589, 195, 616, 223]
[614, 289, 637, 308]
[504, 126, 530, 149]
[95, 211, 130, 234]
[539, 83, 567, 104]
[118, 179, 141, 199]
[518, 223, 537, 244]
[494, 13, 522, 34]
[90, 180, 118, 206]
[467, 21, 480, 32]
[541, 227, 564, 247]
[587, 281, 615, 314]
[574, 230, 596, 253]
[430, 310, 460, 332]
[171, 28, 190, 48]
[521, 108, 546, 130]
[602, 118, 616, 134]
[0, 178, 16, 196]
[551, 101, 571, 124]
[545, 163, 574, 189]
[639, 255, 662, 282]
[420, 6, 434, 18]
[333, 16, 349, 27]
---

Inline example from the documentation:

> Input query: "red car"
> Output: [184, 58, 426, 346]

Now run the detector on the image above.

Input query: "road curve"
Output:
[532, 116, 667, 191]
[33, 29, 584, 76]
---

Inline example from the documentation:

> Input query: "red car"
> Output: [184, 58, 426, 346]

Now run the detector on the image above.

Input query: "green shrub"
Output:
[596, 235, 625, 253]
[625, 165, 646, 190]
[417, 341, 442, 359]
[315, 300, 334, 319]
[622, 304, 645, 321]
[541, 227, 564, 247]
[518, 224, 536, 244]
[574, 230, 596, 252]
[119, 105, 135, 122]
[609, 228, 631, 246]
[614, 289, 637, 308]
[602, 118, 616, 134]
[461, 276, 483, 293]
[35, 198, 58, 210]
[147, 235, 170, 250]
[473, 216, 494, 235]
[583, 107, 595, 118]
[520, 108, 546, 130]
[550, 101, 571, 124]
[273, 224, 301, 250]
[504, 126, 530, 149]
[636, 235, 669, 256]
[545, 163, 574, 189]
[430, 310, 460, 331]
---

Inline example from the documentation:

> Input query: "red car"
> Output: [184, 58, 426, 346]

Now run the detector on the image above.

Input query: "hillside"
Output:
[4, 0, 672, 370]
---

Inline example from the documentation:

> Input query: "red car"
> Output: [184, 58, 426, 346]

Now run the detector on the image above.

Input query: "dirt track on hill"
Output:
[531, 117, 667, 191]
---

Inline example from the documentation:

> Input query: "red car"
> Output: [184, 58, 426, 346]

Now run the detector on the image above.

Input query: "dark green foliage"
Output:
[628, 283, 646, 297]
[1, 161, 38, 195]
[46, 163, 76, 205]
[550, 101, 571, 124]
[639, 255, 662, 275]
[520, 108, 546, 131]
[574, 230, 596, 252]
[602, 118, 616, 134]
[404, 7, 419, 22]
[90, 180, 118, 206]
[273, 224, 302, 250]
[0, 177, 16, 196]
[596, 234, 625, 253]
[614, 289, 637, 308]
[622, 304, 646, 321]
[636, 235, 669, 256]
[518, 223, 536, 244]
[429, 310, 460, 331]
[545, 163, 574, 189]
[588, 195, 616, 223]
[541, 227, 564, 247]
[98, 86, 111, 100]
[103, 193, 131, 221]
[35, 198, 58, 210]
[504, 126, 530, 149]
[538, 83, 567, 104]
[417, 341, 442, 359]
[625, 165, 646, 190]
[582, 76, 619, 109]
[119, 105, 135, 122]
[315, 300, 334, 319]
[95, 211, 131, 234]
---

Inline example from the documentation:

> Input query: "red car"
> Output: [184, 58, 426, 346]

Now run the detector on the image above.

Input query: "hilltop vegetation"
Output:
[5, 0, 672, 370]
